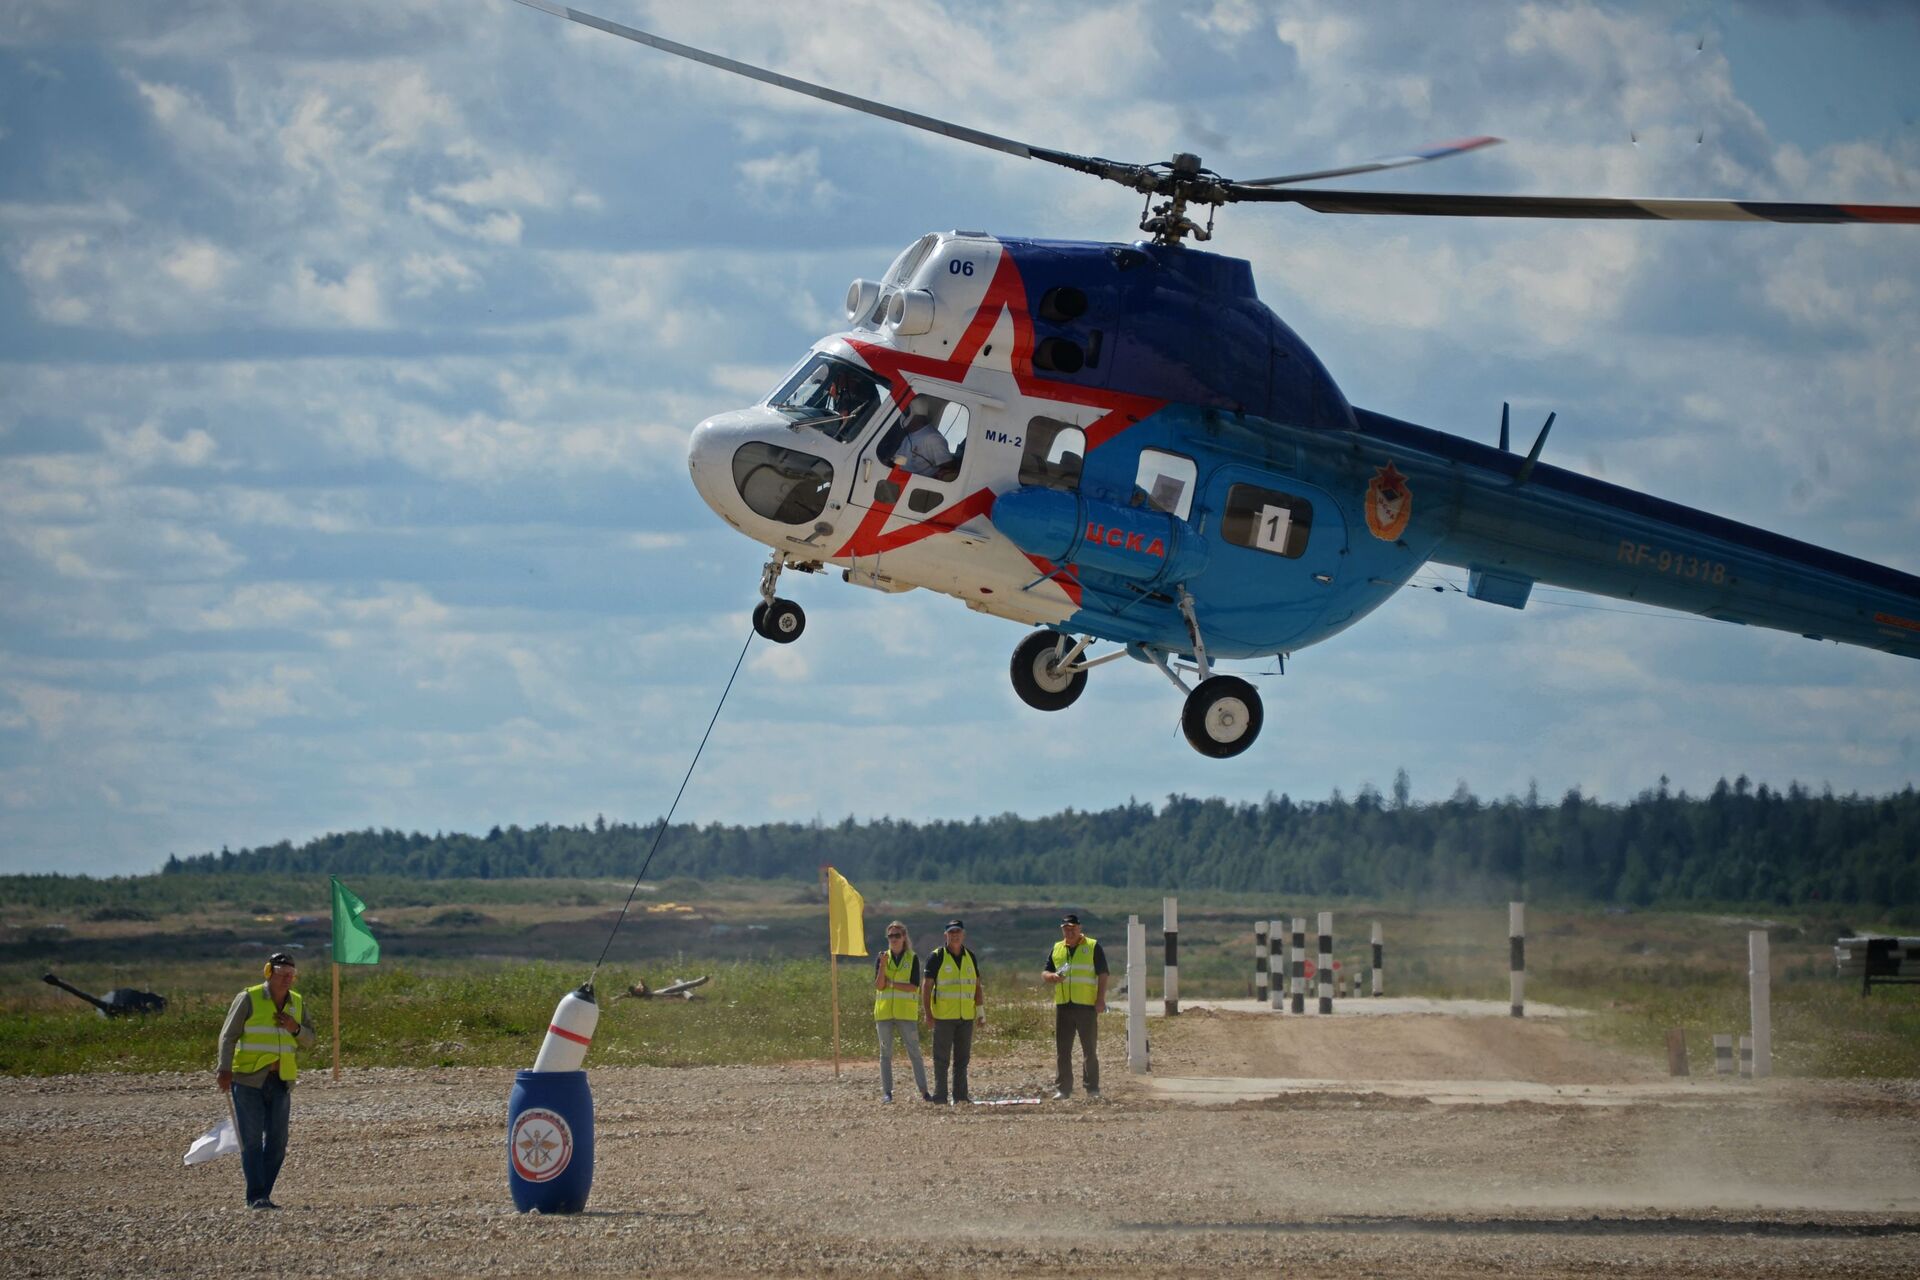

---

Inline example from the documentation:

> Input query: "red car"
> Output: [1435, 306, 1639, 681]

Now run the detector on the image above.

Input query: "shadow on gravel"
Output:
[1124, 1217, 1920, 1238]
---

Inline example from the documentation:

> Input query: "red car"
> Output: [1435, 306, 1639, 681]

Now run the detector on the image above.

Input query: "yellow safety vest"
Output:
[874, 949, 918, 1021]
[231, 984, 303, 1082]
[1051, 937, 1100, 1006]
[928, 947, 977, 1020]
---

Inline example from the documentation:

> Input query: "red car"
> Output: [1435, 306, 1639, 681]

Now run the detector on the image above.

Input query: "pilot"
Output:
[895, 401, 955, 478]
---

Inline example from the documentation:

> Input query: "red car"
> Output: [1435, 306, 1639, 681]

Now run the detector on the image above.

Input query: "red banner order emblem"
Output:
[510, 1107, 574, 1183]
[1364, 461, 1412, 541]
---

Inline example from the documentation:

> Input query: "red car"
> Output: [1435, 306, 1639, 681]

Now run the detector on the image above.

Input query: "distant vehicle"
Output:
[42, 972, 167, 1017]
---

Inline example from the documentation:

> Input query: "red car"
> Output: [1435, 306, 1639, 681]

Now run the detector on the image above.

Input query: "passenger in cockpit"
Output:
[896, 402, 955, 479]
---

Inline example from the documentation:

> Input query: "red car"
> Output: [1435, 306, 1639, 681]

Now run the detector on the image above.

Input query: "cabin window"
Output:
[906, 488, 944, 514]
[1134, 449, 1196, 520]
[1019, 417, 1085, 491]
[1222, 484, 1313, 558]
[875, 394, 968, 482]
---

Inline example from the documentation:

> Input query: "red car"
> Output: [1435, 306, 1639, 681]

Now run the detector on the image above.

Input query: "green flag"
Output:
[329, 876, 380, 965]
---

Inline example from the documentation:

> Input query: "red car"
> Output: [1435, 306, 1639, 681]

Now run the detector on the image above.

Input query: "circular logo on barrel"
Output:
[511, 1107, 573, 1183]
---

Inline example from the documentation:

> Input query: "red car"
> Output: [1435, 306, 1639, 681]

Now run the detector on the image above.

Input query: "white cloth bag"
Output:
[184, 1115, 239, 1166]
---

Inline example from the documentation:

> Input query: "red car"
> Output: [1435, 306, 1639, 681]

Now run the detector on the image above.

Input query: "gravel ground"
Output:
[3, 1012, 1917, 1278]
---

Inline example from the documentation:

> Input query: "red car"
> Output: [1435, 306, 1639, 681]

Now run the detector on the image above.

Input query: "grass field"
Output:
[3, 874, 1914, 1078]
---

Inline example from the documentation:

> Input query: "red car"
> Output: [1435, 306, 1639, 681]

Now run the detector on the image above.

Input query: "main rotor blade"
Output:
[1225, 186, 1920, 223]
[508, 0, 1141, 185]
[1237, 136, 1502, 188]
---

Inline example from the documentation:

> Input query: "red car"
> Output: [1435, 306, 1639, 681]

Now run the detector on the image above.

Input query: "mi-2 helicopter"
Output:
[515, 0, 1920, 758]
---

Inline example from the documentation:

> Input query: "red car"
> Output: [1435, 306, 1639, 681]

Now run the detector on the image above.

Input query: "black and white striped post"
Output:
[1162, 897, 1178, 1017]
[1269, 920, 1286, 1010]
[1290, 918, 1305, 1015]
[1739, 1034, 1754, 1079]
[1371, 922, 1384, 997]
[1254, 920, 1270, 1004]
[1317, 911, 1333, 1014]
[1713, 1033, 1734, 1075]
[1509, 902, 1526, 1018]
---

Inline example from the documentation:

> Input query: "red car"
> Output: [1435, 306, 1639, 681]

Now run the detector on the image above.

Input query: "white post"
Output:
[1738, 1034, 1753, 1079]
[1509, 902, 1526, 1018]
[1127, 914, 1149, 1073]
[1748, 930, 1772, 1079]
[1290, 918, 1305, 1015]
[1317, 911, 1333, 1014]
[1269, 920, 1285, 1010]
[1371, 921, 1384, 997]
[1162, 897, 1179, 1017]
[1254, 920, 1269, 1004]
[1713, 1033, 1734, 1075]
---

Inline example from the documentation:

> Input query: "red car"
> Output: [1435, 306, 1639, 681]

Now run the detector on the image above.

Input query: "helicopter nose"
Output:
[686, 407, 783, 523]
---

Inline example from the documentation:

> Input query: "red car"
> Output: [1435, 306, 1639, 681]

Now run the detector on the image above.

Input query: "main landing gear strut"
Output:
[1008, 589, 1266, 759]
[751, 552, 806, 644]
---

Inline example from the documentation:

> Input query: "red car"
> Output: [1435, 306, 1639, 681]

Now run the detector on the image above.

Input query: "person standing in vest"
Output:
[1042, 914, 1108, 1100]
[215, 952, 317, 1208]
[921, 919, 984, 1105]
[873, 920, 929, 1103]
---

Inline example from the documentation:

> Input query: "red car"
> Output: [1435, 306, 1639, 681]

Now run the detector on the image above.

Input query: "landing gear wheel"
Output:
[755, 598, 805, 644]
[1181, 675, 1263, 758]
[1010, 630, 1086, 711]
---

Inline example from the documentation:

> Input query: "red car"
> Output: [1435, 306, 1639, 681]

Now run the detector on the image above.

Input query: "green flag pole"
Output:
[329, 877, 381, 1080]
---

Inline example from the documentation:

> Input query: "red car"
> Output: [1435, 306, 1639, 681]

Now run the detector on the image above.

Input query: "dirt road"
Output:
[3, 1010, 1917, 1277]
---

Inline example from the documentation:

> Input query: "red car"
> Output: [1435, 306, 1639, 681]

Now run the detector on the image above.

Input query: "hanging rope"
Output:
[586, 626, 755, 986]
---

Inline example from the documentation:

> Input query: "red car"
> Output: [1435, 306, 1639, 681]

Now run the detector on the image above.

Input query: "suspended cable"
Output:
[586, 626, 756, 985]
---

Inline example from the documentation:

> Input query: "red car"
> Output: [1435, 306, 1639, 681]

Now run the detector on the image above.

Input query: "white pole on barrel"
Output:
[1269, 920, 1285, 1011]
[1127, 914, 1149, 1073]
[1509, 902, 1526, 1018]
[1163, 897, 1179, 1017]
[1254, 920, 1269, 1005]
[1748, 930, 1772, 1079]
[1317, 911, 1333, 1014]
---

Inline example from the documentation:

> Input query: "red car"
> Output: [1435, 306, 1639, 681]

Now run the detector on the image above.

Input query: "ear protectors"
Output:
[263, 962, 273, 980]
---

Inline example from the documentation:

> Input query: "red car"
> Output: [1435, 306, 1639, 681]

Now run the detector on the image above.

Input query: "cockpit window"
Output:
[768, 355, 891, 443]
[731, 442, 834, 525]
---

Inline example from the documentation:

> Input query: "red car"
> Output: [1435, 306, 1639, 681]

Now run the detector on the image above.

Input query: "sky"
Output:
[2, 0, 1917, 877]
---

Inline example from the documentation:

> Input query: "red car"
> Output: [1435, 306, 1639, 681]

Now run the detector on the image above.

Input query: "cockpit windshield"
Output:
[768, 355, 892, 443]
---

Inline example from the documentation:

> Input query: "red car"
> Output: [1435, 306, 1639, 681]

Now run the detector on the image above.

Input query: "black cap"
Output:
[267, 952, 296, 969]
[1060, 913, 1081, 926]
[944, 919, 965, 932]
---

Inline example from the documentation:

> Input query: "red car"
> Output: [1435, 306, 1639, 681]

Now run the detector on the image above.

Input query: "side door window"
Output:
[858, 393, 972, 516]
[1019, 417, 1085, 491]
[1221, 483, 1313, 558]
[1134, 449, 1197, 519]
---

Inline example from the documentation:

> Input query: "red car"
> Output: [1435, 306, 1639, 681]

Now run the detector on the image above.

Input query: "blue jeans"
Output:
[231, 1075, 291, 1204]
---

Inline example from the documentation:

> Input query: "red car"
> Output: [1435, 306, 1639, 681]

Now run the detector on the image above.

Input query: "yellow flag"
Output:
[825, 867, 867, 957]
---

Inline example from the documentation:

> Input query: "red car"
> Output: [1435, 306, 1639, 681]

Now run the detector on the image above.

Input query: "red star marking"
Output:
[833, 251, 1166, 564]
[1370, 460, 1407, 498]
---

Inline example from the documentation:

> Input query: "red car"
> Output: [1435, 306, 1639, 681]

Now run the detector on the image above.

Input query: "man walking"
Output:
[1042, 913, 1108, 1100]
[921, 919, 984, 1104]
[216, 952, 317, 1208]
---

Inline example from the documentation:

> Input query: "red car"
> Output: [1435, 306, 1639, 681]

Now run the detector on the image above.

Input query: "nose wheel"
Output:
[753, 598, 806, 644]
[1181, 676, 1263, 758]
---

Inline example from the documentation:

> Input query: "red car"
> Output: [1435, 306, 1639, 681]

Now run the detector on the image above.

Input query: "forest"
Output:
[160, 774, 1920, 908]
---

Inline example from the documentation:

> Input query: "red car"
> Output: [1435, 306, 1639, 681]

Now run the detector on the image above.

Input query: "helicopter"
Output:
[514, 0, 1919, 759]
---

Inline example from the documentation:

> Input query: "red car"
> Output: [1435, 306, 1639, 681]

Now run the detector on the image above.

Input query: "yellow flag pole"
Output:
[824, 866, 841, 1077]
[331, 961, 341, 1081]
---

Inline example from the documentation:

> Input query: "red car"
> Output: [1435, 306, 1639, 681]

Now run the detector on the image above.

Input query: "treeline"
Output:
[159, 775, 1920, 908]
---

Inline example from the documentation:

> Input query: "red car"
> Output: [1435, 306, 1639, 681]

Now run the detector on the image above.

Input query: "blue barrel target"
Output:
[507, 1070, 594, 1214]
